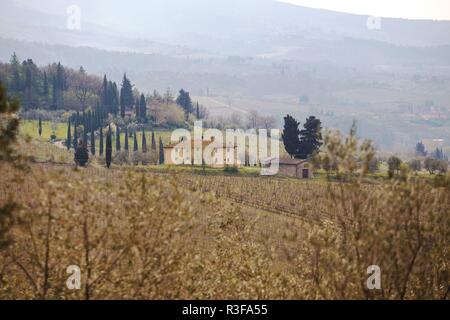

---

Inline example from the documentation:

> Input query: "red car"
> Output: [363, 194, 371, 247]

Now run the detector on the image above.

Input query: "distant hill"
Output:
[3, 0, 450, 58]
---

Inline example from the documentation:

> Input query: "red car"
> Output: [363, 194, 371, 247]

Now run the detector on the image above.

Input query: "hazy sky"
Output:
[279, 0, 450, 20]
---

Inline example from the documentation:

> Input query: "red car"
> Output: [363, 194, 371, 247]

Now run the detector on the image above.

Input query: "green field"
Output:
[20, 120, 68, 141]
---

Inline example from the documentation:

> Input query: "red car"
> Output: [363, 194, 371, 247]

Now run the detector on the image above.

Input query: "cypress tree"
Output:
[111, 82, 119, 115]
[85, 111, 90, 132]
[75, 111, 80, 126]
[89, 111, 93, 132]
[133, 132, 138, 152]
[151, 129, 156, 151]
[298, 116, 322, 159]
[73, 121, 78, 147]
[83, 111, 87, 130]
[105, 125, 112, 168]
[99, 127, 104, 156]
[124, 127, 129, 152]
[142, 128, 147, 153]
[196, 102, 200, 119]
[120, 88, 125, 118]
[100, 75, 108, 108]
[66, 121, 71, 150]
[92, 111, 97, 131]
[281, 114, 301, 158]
[10, 52, 22, 94]
[159, 137, 164, 164]
[90, 130, 95, 155]
[120, 74, 134, 111]
[56, 62, 66, 91]
[38, 117, 42, 137]
[116, 126, 121, 151]
[176, 89, 193, 114]
[53, 62, 65, 108]
[140, 94, 147, 121]
[135, 97, 140, 119]
[82, 125, 88, 148]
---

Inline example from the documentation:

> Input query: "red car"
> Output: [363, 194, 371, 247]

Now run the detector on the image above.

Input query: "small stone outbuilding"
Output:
[278, 158, 314, 179]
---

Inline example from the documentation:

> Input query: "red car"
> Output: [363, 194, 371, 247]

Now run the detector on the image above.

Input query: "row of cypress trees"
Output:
[72, 123, 165, 168]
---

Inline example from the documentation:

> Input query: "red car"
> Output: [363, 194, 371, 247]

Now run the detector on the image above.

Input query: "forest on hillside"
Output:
[0, 53, 212, 130]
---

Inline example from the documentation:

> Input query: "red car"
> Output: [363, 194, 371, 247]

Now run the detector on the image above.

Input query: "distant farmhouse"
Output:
[164, 138, 240, 168]
[277, 159, 314, 179]
[261, 158, 314, 179]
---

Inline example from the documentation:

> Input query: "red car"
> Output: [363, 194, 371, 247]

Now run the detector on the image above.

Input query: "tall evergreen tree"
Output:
[139, 94, 147, 121]
[100, 75, 108, 108]
[159, 137, 164, 164]
[73, 121, 78, 147]
[99, 127, 104, 156]
[124, 127, 129, 152]
[90, 130, 95, 155]
[135, 97, 140, 119]
[196, 102, 200, 119]
[53, 62, 66, 107]
[111, 82, 119, 115]
[105, 125, 112, 168]
[133, 132, 138, 152]
[116, 126, 121, 151]
[281, 115, 300, 158]
[38, 117, 42, 137]
[120, 74, 134, 111]
[176, 89, 193, 114]
[120, 88, 125, 118]
[10, 52, 22, 94]
[151, 129, 156, 151]
[56, 62, 66, 91]
[66, 121, 71, 150]
[82, 124, 88, 148]
[73, 111, 79, 146]
[142, 128, 147, 153]
[86, 111, 91, 132]
[298, 116, 322, 159]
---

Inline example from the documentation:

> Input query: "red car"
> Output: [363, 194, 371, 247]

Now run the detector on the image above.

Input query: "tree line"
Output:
[0, 53, 205, 126]
[73, 123, 165, 169]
